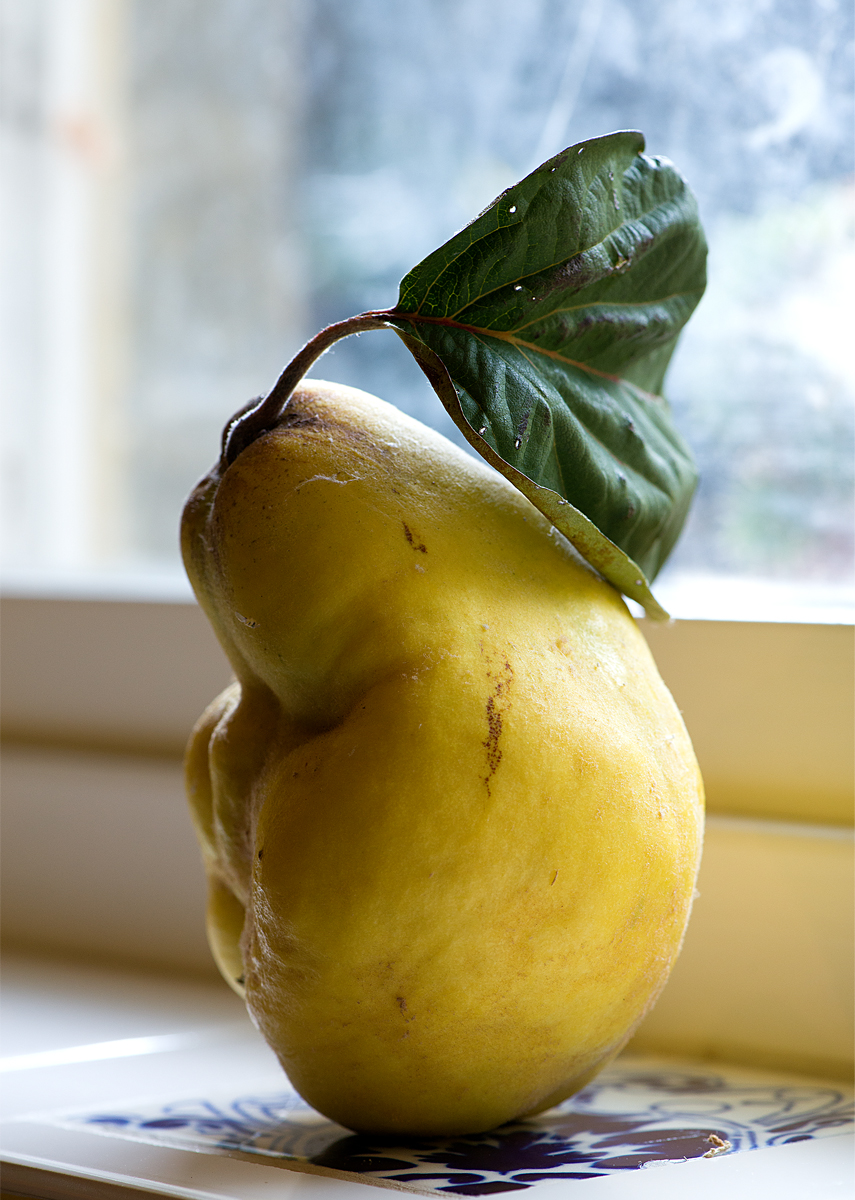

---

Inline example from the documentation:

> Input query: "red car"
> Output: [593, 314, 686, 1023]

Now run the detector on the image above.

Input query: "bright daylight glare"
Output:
[2, 0, 853, 619]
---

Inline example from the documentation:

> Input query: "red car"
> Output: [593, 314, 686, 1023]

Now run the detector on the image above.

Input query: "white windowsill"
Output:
[2, 566, 853, 623]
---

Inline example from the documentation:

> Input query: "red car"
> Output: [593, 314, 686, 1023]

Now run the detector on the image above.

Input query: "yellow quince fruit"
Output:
[182, 378, 703, 1136]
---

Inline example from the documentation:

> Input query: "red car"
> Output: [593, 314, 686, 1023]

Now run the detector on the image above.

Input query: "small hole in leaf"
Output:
[509, 205, 517, 213]
[513, 284, 523, 291]
[578, 147, 584, 154]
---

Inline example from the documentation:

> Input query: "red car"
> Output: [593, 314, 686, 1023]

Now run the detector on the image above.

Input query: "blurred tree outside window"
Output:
[2, 0, 853, 612]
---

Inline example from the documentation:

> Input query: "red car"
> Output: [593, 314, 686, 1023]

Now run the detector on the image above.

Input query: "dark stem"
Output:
[222, 311, 393, 465]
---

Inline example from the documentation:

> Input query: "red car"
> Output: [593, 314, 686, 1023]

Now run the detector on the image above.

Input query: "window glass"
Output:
[2, 0, 852, 603]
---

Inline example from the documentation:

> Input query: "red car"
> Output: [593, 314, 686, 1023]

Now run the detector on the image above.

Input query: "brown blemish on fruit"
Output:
[484, 696, 503, 781]
[402, 521, 427, 553]
[396, 995, 415, 1025]
[483, 658, 514, 794]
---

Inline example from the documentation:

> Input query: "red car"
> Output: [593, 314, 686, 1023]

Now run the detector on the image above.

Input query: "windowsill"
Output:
[645, 571, 855, 625]
[0, 567, 198, 605]
[2, 567, 853, 624]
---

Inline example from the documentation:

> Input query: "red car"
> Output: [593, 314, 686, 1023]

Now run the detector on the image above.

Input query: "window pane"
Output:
[2, 0, 852, 598]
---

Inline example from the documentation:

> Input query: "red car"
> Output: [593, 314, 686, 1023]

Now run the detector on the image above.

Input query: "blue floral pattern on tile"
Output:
[67, 1061, 854, 1194]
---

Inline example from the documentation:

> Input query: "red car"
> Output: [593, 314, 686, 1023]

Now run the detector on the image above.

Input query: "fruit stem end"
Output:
[221, 312, 392, 465]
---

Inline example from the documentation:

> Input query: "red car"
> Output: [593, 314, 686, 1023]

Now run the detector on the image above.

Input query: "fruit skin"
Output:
[182, 379, 704, 1137]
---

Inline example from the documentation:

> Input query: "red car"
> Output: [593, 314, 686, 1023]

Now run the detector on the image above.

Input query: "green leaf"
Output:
[386, 130, 706, 618]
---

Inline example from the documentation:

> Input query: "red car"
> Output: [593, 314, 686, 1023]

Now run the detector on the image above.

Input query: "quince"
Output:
[182, 379, 703, 1136]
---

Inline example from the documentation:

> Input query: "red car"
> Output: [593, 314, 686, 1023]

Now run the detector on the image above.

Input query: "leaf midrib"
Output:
[393, 312, 642, 388]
